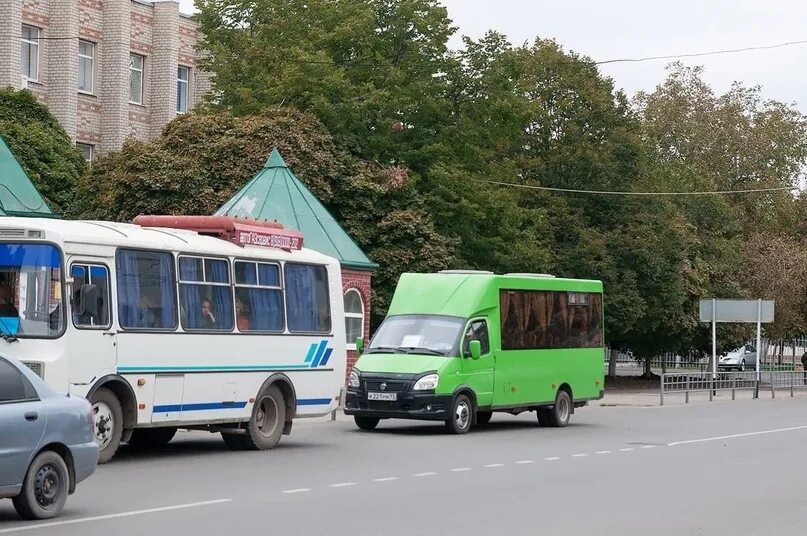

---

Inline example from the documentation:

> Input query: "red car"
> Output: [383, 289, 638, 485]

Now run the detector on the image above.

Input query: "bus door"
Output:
[460, 318, 495, 407]
[67, 260, 117, 387]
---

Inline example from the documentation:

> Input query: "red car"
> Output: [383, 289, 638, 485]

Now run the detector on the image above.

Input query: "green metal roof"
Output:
[216, 148, 376, 270]
[0, 136, 55, 218]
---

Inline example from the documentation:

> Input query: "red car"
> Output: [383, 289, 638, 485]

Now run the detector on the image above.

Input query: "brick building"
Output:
[0, 0, 210, 160]
[217, 148, 377, 383]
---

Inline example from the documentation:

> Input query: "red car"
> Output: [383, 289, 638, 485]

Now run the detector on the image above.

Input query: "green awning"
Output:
[0, 136, 56, 218]
[216, 148, 376, 270]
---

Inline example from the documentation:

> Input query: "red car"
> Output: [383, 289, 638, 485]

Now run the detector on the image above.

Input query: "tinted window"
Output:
[0, 359, 37, 402]
[500, 290, 603, 350]
[285, 264, 330, 333]
[116, 250, 177, 330]
[178, 256, 234, 331]
[462, 320, 490, 356]
[234, 261, 283, 332]
[71, 264, 111, 328]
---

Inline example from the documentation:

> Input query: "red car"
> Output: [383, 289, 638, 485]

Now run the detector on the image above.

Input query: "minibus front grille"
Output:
[364, 380, 408, 392]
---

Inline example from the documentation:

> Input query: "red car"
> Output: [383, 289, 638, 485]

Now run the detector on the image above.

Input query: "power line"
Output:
[594, 39, 807, 65]
[487, 180, 796, 196]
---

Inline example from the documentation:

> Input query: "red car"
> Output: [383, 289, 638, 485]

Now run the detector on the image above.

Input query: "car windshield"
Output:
[0, 243, 64, 338]
[367, 314, 464, 356]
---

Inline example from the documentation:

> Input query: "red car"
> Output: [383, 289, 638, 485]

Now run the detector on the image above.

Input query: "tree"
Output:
[0, 88, 85, 214]
[73, 108, 457, 326]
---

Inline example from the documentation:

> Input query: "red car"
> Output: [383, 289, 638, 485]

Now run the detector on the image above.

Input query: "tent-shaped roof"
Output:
[216, 148, 376, 270]
[0, 136, 56, 218]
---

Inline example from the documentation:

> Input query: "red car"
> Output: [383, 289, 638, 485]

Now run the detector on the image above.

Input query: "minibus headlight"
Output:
[348, 370, 360, 389]
[413, 374, 438, 391]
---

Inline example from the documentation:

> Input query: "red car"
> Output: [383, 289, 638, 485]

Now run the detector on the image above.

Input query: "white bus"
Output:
[0, 215, 346, 462]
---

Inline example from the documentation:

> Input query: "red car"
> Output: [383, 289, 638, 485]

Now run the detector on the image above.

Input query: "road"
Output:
[2, 397, 807, 535]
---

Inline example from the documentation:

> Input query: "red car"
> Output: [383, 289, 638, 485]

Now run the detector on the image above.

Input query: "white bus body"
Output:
[0, 217, 346, 461]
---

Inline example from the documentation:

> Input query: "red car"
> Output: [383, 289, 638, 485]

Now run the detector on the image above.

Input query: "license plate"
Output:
[367, 392, 397, 401]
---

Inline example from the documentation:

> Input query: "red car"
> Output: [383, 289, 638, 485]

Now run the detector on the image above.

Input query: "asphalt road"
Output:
[3, 397, 807, 536]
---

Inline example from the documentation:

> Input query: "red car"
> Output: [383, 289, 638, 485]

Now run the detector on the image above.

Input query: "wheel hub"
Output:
[455, 402, 469, 429]
[92, 402, 114, 448]
[34, 464, 60, 508]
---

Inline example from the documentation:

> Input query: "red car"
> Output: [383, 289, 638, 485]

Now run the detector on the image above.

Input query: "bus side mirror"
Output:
[469, 340, 481, 360]
[77, 284, 99, 317]
[355, 337, 364, 355]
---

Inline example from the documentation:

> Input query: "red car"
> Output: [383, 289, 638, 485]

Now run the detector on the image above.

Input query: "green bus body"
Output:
[344, 271, 605, 431]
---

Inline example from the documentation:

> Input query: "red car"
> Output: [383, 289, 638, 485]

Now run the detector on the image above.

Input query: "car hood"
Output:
[354, 353, 452, 375]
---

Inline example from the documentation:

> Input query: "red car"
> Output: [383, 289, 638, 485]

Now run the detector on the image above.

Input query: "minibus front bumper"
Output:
[344, 389, 453, 421]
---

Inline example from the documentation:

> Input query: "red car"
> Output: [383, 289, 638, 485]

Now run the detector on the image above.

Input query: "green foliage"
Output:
[0, 88, 85, 214]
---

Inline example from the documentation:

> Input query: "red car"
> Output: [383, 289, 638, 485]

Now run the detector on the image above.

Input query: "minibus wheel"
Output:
[546, 390, 572, 428]
[354, 416, 380, 430]
[446, 394, 472, 434]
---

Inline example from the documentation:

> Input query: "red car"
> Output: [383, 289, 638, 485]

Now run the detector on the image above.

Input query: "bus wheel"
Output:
[224, 385, 286, 450]
[476, 411, 492, 425]
[354, 416, 380, 431]
[446, 394, 472, 434]
[90, 388, 123, 464]
[127, 428, 177, 449]
[546, 390, 572, 428]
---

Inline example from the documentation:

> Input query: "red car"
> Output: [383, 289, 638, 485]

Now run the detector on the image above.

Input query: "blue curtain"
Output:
[116, 251, 141, 328]
[285, 264, 320, 332]
[158, 254, 176, 328]
[209, 261, 233, 329]
[248, 289, 282, 331]
[179, 259, 201, 329]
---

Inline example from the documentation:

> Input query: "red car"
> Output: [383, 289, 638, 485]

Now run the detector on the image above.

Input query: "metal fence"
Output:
[659, 371, 807, 405]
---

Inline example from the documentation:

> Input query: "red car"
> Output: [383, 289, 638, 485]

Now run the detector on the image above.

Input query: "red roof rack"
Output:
[132, 215, 304, 251]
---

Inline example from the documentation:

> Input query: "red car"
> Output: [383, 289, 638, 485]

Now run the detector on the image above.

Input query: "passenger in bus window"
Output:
[0, 285, 19, 318]
[201, 298, 217, 329]
[235, 298, 250, 331]
[139, 295, 156, 328]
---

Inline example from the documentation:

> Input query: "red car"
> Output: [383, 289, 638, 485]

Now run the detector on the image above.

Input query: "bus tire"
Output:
[225, 385, 286, 451]
[476, 411, 492, 425]
[546, 390, 572, 428]
[127, 428, 177, 450]
[445, 393, 472, 434]
[354, 416, 380, 431]
[90, 388, 123, 464]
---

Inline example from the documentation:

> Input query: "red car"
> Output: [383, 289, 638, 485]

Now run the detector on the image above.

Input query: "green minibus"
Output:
[344, 271, 604, 433]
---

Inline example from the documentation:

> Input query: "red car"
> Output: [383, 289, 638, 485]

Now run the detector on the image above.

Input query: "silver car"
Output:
[0, 355, 98, 519]
[718, 344, 758, 371]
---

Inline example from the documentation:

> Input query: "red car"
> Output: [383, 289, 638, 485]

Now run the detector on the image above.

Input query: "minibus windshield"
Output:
[367, 314, 464, 356]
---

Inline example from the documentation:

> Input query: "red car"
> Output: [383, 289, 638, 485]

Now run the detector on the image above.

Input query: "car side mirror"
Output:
[355, 337, 364, 355]
[469, 340, 481, 360]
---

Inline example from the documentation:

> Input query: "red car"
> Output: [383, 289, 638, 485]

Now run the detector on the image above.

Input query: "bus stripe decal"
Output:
[319, 348, 333, 367]
[311, 340, 328, 367]
[304, 343, 318, 364]
[152, 399, 331, 412]
[118, 365, 312, 373]
[297, 398, 331, 406]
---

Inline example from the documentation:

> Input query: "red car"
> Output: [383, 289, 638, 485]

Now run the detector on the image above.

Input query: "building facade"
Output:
[0, 0, 210, 160]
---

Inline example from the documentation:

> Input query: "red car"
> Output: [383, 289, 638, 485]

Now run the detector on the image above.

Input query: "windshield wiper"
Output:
[400, 347, 446, 356]
[367, 346, 405, 354]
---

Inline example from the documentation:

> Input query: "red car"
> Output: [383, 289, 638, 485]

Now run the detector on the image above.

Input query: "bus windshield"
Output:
[367, 314, 464, 356]
[0, 243, 63, 338]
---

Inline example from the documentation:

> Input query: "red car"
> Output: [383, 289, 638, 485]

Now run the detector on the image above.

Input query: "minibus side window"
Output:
[463, 320, 490, 356]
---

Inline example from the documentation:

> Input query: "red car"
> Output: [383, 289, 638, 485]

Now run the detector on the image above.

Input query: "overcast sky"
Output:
[177, 0, 807, 113]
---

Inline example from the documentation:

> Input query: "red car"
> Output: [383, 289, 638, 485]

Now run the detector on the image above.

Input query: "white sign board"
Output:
[699, 299, 774, 324]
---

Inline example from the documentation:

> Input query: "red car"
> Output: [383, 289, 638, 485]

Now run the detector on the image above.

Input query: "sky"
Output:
[177, 0, 807, 113]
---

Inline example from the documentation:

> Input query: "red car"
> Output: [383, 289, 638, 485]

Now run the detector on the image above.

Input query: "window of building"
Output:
[285, 264, 331, 333]
[500, 290, 603, 350]
[70, 264, 111, 328]
[177, 66, 189, 113]
[116, 249, 177, 330]
[21, 25, 39, 82]
[76, 143, 93, 163]
[0, 358, 38, 403]
[129, 53, 144, 104]
[344, 289, 364, 349]
[234, 261, 283, 332]
[178, 256, 234, 331]
[78, 40, 95, 93]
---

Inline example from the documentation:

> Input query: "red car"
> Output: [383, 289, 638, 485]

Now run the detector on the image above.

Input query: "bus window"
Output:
[500, 290, 603, 350]
[116, 249, 177, 330]
[234, 261, 283, 332]
[70, 264, 111, 328]
[178, 256, 234, 331]
[284, 263, 330, 334]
